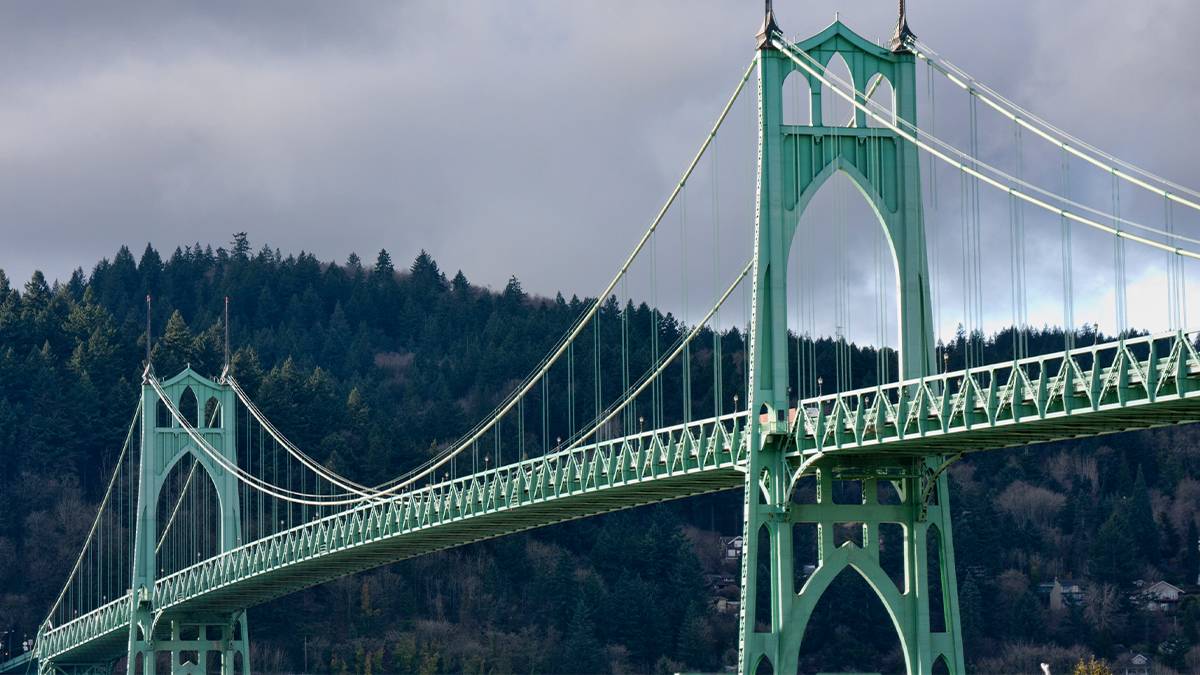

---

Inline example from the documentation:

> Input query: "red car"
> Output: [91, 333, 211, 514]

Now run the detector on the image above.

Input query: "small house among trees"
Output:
[1112, 651, 1151, 675]
[1038, 578, 1086, 610]
[721, 536, 743, 560]
[1135, 580, 1185, 612]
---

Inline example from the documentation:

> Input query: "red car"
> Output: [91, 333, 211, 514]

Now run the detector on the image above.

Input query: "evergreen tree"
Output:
[1089, 504, 1137, 584]
[1129, 466, 1160, 564]
[372, 249, 395, 281]
[409, 250, 445, 294]
[1185, 520, 1199, 585]
[675, 602, 715, 672]
[557, 599, 605, 675]
[231, 232, 251, 260]
[152, 310, 194, 375]
[138, 244, 163, 294]
[958, 571, 985, 648]
[502, 275, 525, 305]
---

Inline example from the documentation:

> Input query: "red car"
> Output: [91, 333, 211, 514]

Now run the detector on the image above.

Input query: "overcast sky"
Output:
[2, 1, 1198, 343]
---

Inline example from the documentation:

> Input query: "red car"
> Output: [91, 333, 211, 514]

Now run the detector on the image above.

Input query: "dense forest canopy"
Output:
[2, 236, 1200, 673]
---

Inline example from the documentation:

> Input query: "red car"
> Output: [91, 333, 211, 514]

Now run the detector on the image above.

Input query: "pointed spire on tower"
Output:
[889, 0, 917, 53]
[144, 294, 153, 379]
[222, 296, 230, 377]
[756, 0, 782, 50]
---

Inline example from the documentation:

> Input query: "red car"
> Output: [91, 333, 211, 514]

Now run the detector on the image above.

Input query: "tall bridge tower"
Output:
[129, 369, 248, 675]
[738, 4, 965, 674]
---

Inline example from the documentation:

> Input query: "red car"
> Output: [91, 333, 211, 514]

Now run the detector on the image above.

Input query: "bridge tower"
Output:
[738, 4, 965, 674]
[126, 369, 249, 675]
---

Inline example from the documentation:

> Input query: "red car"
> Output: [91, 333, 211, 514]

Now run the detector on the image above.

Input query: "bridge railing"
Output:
[150, 409, 750, 612]
[792, 330, 1200, 455]
[36, 592, 131, 663]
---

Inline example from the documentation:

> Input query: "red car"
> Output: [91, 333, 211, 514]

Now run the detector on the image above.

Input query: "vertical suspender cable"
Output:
[1113, 170, 1128, 335]
[872, 124, 889, 384]
[959, 168, 971, 369]
[593, 311, 601, 429]
[793, 138, 802, 401]
[650, 227, 660, 427]
[1061, 147, 1075, 349]
[1008, 123, 1017, 360]
[807, 129, 818, 396]
[682, 179, 692, 424]
[969, 91, 985, 366]
[567, 342, 575, 438]
[743, 266, 750, 408]
[1166, 195, 1186, 330]
[622, 275, 631, 435]
[712, 132, 723, 418]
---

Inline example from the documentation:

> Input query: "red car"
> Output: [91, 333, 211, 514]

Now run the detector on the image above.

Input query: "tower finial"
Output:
[890, 0, 916, 52]
[756, 0, 782, 50]
[223, 296, 230, 375]
[145, 294, 153, 376]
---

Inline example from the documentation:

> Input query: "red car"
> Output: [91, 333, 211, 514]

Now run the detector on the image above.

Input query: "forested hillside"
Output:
[2, 236, 1199, 674]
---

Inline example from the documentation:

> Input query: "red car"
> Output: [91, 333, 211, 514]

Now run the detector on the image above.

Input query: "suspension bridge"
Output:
[7, 3, 1200, 674]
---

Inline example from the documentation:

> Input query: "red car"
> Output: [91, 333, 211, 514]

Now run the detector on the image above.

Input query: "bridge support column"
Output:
[738, 455, 965, 674]
[125, 615, 247, 675]
[741, 14, 966, 672]
[123, 370, 250, 675]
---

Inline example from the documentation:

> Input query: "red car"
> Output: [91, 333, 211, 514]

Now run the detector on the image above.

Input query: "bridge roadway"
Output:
[22, 330, 1200, 670]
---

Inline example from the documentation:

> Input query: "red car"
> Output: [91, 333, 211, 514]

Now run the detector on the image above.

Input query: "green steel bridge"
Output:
[8, 3, 1200, 674]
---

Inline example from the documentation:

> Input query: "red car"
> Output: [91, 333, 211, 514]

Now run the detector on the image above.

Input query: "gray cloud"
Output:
[1, 1, 1197, 343]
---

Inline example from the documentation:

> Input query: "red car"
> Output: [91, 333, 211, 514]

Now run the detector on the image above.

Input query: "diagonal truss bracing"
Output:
[35, 330, 1200, 666]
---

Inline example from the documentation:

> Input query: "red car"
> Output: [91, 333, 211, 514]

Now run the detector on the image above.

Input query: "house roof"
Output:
[1146, 580, 1184, 593]
[1114, 651, 1150, 666]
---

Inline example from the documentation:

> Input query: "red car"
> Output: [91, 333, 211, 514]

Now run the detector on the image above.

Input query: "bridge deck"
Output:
[31, 331, 1200, 665]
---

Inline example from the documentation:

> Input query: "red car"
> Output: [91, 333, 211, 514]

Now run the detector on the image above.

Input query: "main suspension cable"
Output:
[230, 58, 759, 500]
[774, 39, 1200, 262]
[566, 258, 754, 450]
[43, 403, 141, 629]
[912, 39, 1200, 213]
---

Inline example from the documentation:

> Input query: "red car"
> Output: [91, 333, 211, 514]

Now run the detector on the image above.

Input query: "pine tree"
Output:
[22, 271, 51, 311]
[675, 603, 715, 672]
[503, 276, 525, 304]
[152, 310, 194, 376]
[1185, 520, 1199, 585]
[451, 270, 470, 295]
[373, 249, 395, 281]
[409, 250, 445, 294]
[958, 571, 985, 648]
[1089, 504, 1137, 584]
[1129, 465, 1160, 564]
[231, 232, 251, 260]
[557, 598, 606, 674]
[139, 244, 163, 294]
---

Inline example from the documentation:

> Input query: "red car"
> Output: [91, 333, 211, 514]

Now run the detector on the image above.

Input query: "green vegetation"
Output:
[1, 236, 1199, 673]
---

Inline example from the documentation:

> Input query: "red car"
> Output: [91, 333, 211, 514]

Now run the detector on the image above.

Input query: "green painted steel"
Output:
[12, 14, 1200, 675]
[737, 21, 961, 675]
[790, 330, 1200, 460]
[19, 327, 1200, 673]
[33, 409, 751, 673]
[125, 369, 249, 675]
